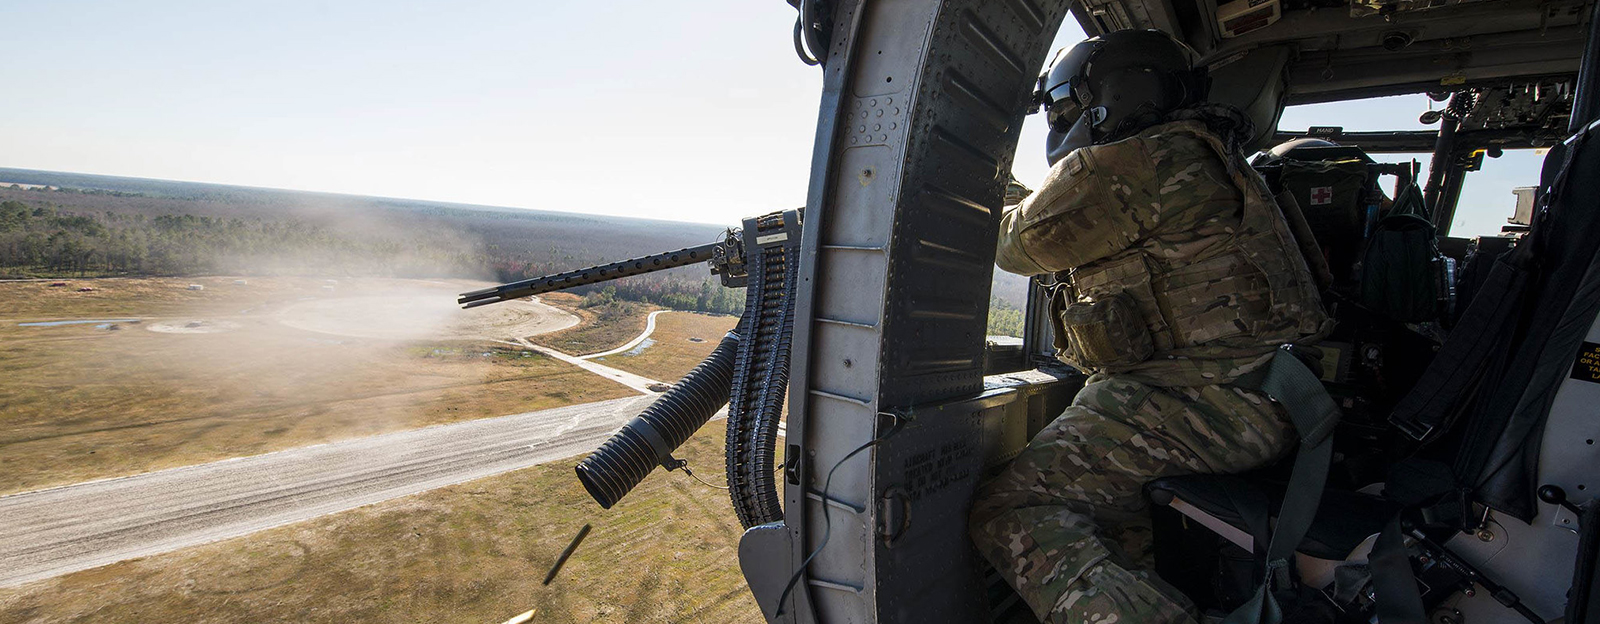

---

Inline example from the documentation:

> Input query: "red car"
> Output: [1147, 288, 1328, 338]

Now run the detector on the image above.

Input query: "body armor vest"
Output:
[1046, 122, 1331, 383]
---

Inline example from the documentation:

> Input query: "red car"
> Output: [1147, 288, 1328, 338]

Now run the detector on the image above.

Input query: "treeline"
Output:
[0, 196, 746, 316]
[0, 199, 479, 277]
[580, 281, 745, 316]
[987, 296, 1024, 338]
[5, 183, 145, 198]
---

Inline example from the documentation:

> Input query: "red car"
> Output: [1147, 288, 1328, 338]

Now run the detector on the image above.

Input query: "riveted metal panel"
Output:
[765, 0, 1074, 621]
[811, 324, 883, 401]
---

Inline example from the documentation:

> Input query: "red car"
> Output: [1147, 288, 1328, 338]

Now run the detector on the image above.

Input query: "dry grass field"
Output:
[0, 277, 636, 495]
[0, 406, 761, 624]
[535, 293, 658, 356]
[596, 312, 740, 383]
[0, 276, 768, 624]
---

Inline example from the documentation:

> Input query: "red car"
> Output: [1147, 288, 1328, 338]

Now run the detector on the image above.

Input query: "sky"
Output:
[0, 1, 1540, 236]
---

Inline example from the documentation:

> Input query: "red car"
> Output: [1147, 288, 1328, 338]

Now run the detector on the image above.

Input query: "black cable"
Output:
[677, 461, 784, 491]
[774, 413, 906, 617]
[792, 21, 820, 66]
[679, 462, 729, 490]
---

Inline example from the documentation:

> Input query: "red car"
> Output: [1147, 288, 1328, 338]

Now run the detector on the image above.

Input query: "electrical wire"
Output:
[677, 460, 785, 491]
[679, 463, 730, 490]
[774, 413, 906, 617]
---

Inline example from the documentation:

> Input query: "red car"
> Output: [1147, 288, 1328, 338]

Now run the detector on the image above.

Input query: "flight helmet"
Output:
[1269, 137, 1340, 158]
[1037, 29, 1208, 165]
[1251, 137, 1375, 166]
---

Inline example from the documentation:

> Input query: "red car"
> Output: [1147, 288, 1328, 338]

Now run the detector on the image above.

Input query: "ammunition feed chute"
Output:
[726, 210, 801, 528]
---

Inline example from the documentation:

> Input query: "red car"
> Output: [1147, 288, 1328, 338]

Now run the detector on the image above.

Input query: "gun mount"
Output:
[457, 209, 801, 528]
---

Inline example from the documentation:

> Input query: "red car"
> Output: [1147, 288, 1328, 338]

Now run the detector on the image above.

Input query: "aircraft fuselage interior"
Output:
[726, 0, 1600, 622]
[482, 1, 1600, 622]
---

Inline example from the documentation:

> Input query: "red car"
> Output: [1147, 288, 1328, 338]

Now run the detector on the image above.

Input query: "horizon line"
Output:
[0, 165, 740, 228]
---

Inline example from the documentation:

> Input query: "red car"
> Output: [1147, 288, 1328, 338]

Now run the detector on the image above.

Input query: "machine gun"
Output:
[459, 209, 801, 529]
[457, 233, 749, 309]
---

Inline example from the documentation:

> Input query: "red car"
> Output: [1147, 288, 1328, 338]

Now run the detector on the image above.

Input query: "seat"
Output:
[1147, 473, 1399, 560]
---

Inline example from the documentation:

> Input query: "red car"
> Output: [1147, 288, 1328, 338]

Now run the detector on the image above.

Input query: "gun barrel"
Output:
[458, 242, 722, 308]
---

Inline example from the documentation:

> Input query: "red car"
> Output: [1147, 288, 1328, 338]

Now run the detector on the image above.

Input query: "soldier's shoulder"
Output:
[1083, 122, 1208, 163]
[1073, 134, 1154, 175]
[1048, 121, 1220, 184]
[1125, 121, 1228, 170]
[1141, 121, 1219, 150]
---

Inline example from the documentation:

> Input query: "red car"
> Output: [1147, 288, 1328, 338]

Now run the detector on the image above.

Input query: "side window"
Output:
[986, 270, 1058, 374]
[987, 269, 1028, 338]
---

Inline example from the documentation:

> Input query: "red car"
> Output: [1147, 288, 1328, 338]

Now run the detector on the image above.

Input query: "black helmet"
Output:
[1269, 137, 1339, 158]
[1251, 137, 1375, 167]
[1037, 29, 1208, 164]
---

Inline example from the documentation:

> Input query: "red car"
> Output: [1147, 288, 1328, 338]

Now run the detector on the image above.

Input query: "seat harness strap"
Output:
[1369, 515, 1428, 624]
[1224, 347, 1341, 624]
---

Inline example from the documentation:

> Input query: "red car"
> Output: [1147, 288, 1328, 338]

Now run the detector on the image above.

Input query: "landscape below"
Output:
[0, 272, 747, 623]
[0, 167, 1026, 332]
[0, 426, 759, 623]
[0, 275, 668, 495]
[0, 167, 1003, 622]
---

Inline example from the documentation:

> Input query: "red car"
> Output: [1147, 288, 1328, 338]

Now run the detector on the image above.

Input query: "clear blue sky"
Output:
[0, 1, 1538, 236]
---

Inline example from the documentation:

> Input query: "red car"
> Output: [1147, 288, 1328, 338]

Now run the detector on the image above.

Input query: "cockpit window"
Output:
[1277, 94, 1546, 239]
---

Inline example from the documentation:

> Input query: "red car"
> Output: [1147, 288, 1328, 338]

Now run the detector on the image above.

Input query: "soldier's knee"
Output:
[969, 477, 1028, 542]
[968, 480, 1004, 526]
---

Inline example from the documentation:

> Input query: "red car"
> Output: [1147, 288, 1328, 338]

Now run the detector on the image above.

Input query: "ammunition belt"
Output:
[726, 209, 802, 528]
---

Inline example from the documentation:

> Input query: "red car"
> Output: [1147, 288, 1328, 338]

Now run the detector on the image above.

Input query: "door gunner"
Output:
[971, 29, 1331, 624]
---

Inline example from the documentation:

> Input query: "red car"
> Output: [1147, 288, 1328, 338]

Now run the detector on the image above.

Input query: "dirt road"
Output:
[508, 337, 665, 394]
[578, 309, 666, 359]
[0, 395, 657, 588]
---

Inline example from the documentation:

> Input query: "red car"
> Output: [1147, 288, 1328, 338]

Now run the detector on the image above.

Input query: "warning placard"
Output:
[1570, 341, 1600, 383]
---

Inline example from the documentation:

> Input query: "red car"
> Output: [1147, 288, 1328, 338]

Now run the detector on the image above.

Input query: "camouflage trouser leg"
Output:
[970, 375, 1295, 624]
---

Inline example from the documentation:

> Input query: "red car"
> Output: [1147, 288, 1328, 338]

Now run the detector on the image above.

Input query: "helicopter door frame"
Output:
[738, 0, 1077, 621]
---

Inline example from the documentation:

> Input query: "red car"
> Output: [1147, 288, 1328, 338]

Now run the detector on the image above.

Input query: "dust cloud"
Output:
[2, 273, 589, 495]
[125, 276, 583, 425]
[276, 290, 575, 341]
[131, 207, 560, 432]
[0, 188, 640, 496]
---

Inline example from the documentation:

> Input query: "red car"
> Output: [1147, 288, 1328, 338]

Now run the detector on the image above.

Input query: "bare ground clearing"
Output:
[536, 293, 658, 355]
[595, 312, 741, 382]
[0, 277, 625, 495]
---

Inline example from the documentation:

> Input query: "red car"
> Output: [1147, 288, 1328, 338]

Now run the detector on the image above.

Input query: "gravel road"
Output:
[0, 395, 656, 588]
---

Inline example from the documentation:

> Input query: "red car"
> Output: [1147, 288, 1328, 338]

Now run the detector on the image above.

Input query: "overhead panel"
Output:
[1070, 0, 1589, 103]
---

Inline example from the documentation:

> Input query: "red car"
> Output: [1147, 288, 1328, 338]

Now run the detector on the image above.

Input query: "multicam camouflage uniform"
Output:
[1005, 175, 1035, 207]
[972, 119, 1331, 624]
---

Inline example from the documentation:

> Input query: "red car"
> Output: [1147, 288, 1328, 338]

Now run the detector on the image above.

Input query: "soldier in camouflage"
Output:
[1005, 175, 1034, 207]
[971, 30, 1331, 624]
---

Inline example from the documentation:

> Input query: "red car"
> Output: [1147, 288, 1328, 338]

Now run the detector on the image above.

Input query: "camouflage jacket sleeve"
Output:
[995, 138, 1160, 276]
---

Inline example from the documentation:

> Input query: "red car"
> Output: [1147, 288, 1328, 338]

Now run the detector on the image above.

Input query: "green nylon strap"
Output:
[1224, 348, 1342, 624]
[1370, 516, 1427, 624]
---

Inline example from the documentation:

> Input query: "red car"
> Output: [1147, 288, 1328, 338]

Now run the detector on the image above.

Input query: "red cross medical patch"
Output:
[1309, 186, 1335, 206]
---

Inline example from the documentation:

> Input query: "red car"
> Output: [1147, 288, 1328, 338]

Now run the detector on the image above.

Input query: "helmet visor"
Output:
[1045, 94, 1082, 134]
